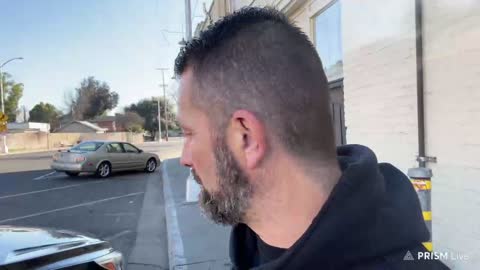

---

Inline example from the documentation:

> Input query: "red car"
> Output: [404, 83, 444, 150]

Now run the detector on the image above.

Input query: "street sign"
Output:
[0, 112, 8, 134]
[0, 112, 8, 122]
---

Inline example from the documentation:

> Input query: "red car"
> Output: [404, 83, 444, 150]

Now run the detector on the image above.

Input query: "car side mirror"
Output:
[139, 149, 143, 153]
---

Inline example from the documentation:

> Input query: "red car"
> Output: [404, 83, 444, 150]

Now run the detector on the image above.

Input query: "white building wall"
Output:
[7, 122, 50, 133]
[423, 1, 480, 269]
[342, 0, 418, 173]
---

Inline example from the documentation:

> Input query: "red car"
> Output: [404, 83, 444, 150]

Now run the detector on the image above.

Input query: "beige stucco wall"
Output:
[422, 1, 480, 268]
[6, 132, 144, 152]
[5, 133, 49, 152]
[208, 0, 229, 22]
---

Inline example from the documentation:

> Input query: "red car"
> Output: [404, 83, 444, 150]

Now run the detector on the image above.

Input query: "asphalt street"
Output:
[0, 139, 184, 269]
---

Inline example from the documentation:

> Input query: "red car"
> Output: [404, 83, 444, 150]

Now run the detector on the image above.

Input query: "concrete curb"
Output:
[127, 170, 169, 270]
[0, 148, 66, 156]
[162, 159, 187, 270]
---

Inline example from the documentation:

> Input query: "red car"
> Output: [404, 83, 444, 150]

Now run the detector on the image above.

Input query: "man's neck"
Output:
[246, 157, 341, 249]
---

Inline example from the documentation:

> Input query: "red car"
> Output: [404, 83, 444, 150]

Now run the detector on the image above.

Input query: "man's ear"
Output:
[229, 110, 267, 169]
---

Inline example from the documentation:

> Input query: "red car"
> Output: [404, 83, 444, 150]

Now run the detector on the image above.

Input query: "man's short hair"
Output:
[175, 7, 336, 162]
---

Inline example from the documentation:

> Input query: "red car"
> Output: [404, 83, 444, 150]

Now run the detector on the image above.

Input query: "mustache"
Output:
[191, 169, 202, 185]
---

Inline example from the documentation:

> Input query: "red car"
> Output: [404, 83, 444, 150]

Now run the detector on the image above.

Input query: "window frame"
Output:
[106, 143, 125, 154]
[121, 143, 140, 153]
[311, 0, 343, 82]
[71, 142, 104, 152]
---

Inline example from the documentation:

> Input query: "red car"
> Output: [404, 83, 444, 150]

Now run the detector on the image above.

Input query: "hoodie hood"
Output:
[230, 144, 429, 269]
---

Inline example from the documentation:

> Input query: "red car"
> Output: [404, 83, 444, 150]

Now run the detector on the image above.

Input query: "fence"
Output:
[4, 132, 144, 152]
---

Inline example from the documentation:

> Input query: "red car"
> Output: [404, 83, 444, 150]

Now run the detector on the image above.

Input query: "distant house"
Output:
[7, 122, 51, 133]
[58, 114, 73, 128]
[54, 121, 107, 133]
[90, 115, 122, 132]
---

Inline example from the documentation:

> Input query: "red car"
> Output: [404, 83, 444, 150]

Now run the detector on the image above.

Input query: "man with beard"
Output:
[174, 7, 449, 270]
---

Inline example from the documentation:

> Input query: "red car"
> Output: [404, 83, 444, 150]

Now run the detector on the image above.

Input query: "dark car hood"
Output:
[0, 226, 108, 266]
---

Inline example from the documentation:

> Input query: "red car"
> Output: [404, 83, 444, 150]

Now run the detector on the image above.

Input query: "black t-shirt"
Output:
[256, 235, 287, 265]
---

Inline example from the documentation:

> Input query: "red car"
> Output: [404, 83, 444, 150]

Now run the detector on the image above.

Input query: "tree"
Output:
[29, 102, 62, 131]
[116, 112, 145, 133]
[1, 72, 24, 122]
[125, 97, 176, 139]
[66, 76, 119, 120]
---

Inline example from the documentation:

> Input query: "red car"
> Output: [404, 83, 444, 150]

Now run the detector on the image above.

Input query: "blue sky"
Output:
[0, 0, 210, 113]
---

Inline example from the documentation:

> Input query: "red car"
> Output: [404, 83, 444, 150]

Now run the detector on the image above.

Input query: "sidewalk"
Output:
[162, 158, 231, 270]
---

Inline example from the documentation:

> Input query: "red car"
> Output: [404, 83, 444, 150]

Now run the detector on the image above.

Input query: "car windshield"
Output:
[70, 142, 104, 152]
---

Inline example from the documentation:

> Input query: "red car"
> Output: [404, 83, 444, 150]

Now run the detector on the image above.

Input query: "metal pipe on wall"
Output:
[409, 0, 433, 252]
[415, 0, 426, 168]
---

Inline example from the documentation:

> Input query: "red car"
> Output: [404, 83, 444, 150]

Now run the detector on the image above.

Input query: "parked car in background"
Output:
[51, 140, 160, 178]
[0, 226, 123, 269]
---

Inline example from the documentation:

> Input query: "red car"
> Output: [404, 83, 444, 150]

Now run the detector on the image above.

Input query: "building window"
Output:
[314, 0, 343, 81]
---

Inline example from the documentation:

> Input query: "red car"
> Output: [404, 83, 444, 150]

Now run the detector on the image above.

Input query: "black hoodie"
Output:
[230, 145, 450, 270]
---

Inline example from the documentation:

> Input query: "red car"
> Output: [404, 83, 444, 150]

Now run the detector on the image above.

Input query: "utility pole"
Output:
[185, 0, 192, 41]
[0, 57, 23, 154]
[0, 68, 4, 116]
[183, 0, 199, 203]
[23, 106, 27, 123]
[156, 68, 169, 141]
[157, 97, 162, 142]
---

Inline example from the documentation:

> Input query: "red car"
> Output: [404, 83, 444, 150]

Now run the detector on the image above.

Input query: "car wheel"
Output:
[96, 162, 112, 178]
[145, 158, 157, 173]
[65, 172, 80, 177]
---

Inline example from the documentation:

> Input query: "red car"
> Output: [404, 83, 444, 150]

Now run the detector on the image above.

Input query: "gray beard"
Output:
[192, 137, 253, 225]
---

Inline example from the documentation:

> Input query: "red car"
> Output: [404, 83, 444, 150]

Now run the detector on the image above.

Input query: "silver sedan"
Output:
[51, 140, 161, 178]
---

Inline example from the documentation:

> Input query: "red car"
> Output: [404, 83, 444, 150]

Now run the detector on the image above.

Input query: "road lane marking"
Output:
[34, 174, 74, 181]
[42, 175, 69, 180]
[33, 171, 57, 180]
[104, 230, 132, 241]
[0, 192, 145, 224]
[0, 181, 105, 200]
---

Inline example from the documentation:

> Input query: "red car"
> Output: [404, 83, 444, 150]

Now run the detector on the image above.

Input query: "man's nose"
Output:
[180, 145, 192, 167]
